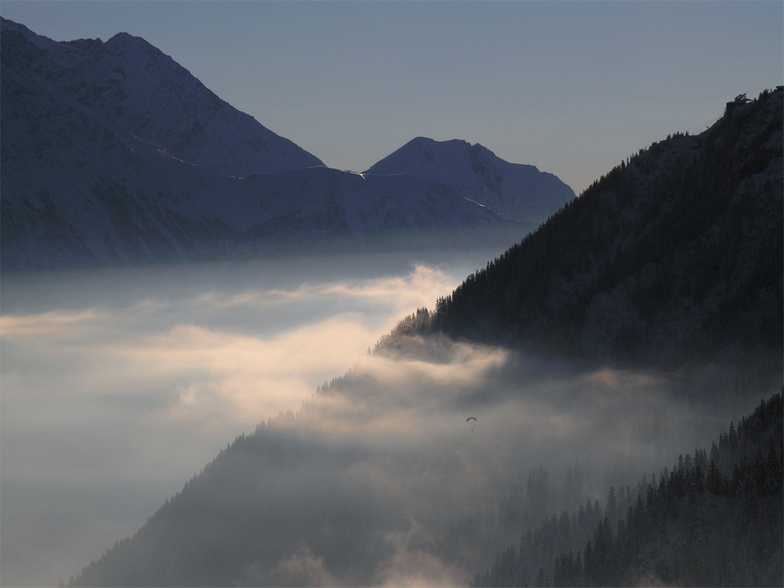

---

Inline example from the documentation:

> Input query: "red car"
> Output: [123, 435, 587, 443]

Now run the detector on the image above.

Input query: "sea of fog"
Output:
[0, 249, 509, 587]
[0, 249, 769, 587]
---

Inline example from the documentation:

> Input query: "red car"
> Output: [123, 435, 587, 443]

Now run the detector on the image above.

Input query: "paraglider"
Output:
[466, 416, 477, 431]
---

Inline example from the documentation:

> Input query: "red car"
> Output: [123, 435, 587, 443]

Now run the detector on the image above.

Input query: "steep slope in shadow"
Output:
[426, 89, 783, 368]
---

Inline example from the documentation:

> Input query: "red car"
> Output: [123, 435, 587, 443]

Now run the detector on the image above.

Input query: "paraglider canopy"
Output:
[466, 417, 477, 422]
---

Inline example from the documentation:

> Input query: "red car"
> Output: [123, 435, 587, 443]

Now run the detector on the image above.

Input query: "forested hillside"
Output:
[66, 378, 782, 587]
[475, 393, 783, 587]
[423, 89, 782, 367]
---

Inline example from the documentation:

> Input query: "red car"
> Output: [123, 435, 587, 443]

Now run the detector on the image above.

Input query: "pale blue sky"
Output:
[2, 0, 782, 195]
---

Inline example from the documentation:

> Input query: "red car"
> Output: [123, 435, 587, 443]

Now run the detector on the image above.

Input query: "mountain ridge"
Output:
[0, 17, 575, 272]
[51, 80, 783, 588]
[365, 137, 574, 223]
[0, 17, 325, 177]
[407, 88, 783, 368]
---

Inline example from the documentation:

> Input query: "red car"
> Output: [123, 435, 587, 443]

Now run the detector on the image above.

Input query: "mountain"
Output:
[0, 18, 575, 272]
[475, 393, 783, 587]
[415, 88, 783, 368]
[0, 18, 324, 177]
[60, 91, 782, 587]
[63, 390, 784, 587]
[365, 137, 575, 223]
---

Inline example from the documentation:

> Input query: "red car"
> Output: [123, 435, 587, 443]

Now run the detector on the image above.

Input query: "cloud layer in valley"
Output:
[2, 252, 774, 586]
[204, 335, 770, 586]
[0, 252, 491, 587]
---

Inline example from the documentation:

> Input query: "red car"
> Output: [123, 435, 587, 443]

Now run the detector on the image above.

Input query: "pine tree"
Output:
[605, 486, 618, 523]
[765, 437, 783, 493]
[706, 459, 725, 495]
[686, 483, 708, 585]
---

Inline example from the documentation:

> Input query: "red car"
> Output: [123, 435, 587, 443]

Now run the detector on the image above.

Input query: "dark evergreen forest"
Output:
[421, 89, 782, 368]
[474, 393, 783, 587]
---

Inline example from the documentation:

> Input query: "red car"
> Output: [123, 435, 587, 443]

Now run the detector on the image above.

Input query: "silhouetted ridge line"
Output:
[416, 88, 783, 368]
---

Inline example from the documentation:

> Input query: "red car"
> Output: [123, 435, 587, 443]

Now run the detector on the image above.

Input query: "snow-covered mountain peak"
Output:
[364, 136, 575, 222]
[1, 18, 576, 271]
[366, 136, 486, 177]
[105, 31, 141, 46]
[0, 17, 58, 51]
[1, 17, 323, 177]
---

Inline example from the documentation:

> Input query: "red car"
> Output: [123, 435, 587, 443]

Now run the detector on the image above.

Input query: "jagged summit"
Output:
[365, 136, 575, 222]
[0, 17, 324, 177]
[0, 18, 575, 271]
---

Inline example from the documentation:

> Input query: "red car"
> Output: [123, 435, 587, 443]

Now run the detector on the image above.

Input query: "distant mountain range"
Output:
[0, 18, 575, 272]
[366, 137, 570, 223]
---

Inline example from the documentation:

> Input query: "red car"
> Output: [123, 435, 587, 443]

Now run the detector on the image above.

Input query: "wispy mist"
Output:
[1, 251, 497, 587]
[1, 251, 772, 586]
[211, 336, 768, 586]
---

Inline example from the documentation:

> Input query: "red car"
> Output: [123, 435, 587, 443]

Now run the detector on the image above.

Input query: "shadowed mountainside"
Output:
[475, 393, 783, 587]
[410, 89, 783, 368]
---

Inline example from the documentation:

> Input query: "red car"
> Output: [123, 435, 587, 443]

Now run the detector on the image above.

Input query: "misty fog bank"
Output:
[1, 250, 507, 587]
[71, 327, 778, 586]
[2, 250, 778, 586]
